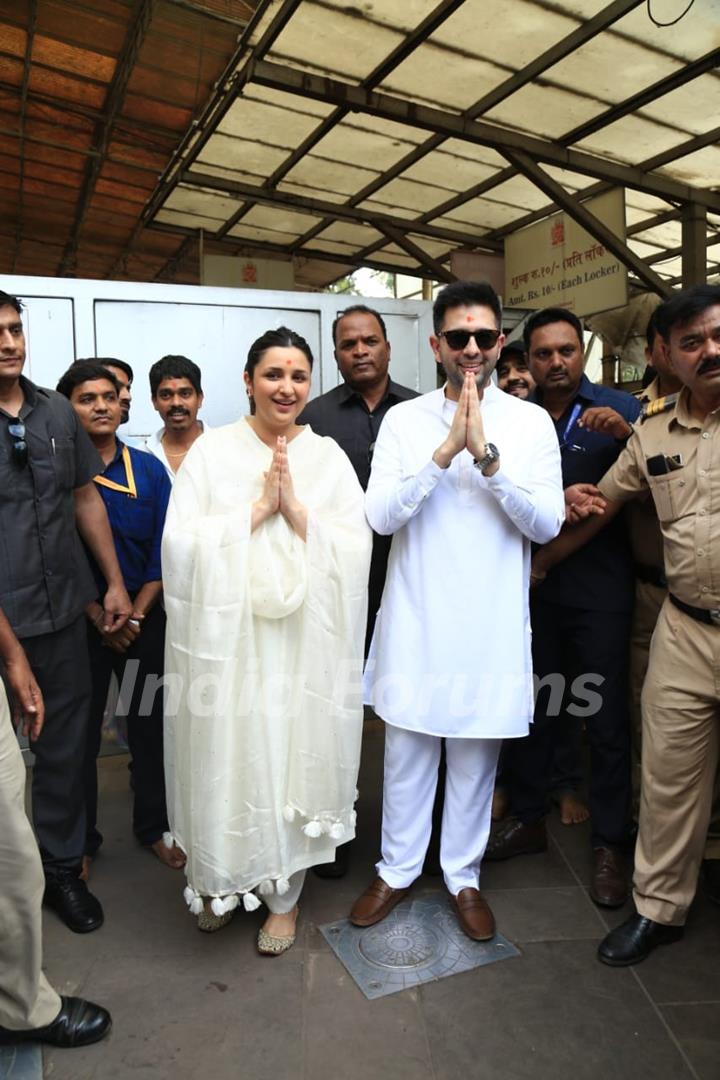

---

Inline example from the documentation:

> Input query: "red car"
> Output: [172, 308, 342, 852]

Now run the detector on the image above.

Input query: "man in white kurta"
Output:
[351, 281, 564, 940]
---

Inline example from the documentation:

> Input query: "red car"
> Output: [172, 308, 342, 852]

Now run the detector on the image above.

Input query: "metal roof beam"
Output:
[503, 150, 672, 297]
[217, 0, 466, 239]
[141, 0, 302, 228]
[57, 0, 157, 277]
[645, 228, 720, 266]
[561, 47, 720, 146]
[153, 233, 198, 282]
[681, 203, 709, 286]
[289, 0, 645, 255]
[247, 60, 720, 212]
[483, 118, 720, 246]
[466, 0, 644, 118]
[109, 0, 298, 279]
[150, 221, 439, 281]
[376, 223, 455, 284]
[640, 124, 720, 172]
[184, 168, 502, 250]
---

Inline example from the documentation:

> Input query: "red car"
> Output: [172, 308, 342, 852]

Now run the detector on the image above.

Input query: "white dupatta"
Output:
[162, 419, 372, 912]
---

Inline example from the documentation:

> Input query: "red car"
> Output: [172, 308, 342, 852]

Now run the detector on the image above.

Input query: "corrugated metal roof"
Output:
[1, 0, 718, 291]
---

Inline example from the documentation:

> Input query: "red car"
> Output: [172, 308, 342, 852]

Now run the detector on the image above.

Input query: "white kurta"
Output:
[364, 384, 564, 739]
[162, 419, 372, 913]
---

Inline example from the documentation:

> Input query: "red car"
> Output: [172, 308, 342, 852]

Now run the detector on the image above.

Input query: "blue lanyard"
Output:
[559, 402, 583, 449]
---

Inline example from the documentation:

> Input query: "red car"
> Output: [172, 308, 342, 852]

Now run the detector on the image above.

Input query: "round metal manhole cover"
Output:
[359, 920, 442, 971]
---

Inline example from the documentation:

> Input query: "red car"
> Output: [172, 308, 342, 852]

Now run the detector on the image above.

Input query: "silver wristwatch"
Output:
[473, 442, 500, 474]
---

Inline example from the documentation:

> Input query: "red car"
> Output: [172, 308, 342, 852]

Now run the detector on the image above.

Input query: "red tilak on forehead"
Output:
[466, 315, 473, 322]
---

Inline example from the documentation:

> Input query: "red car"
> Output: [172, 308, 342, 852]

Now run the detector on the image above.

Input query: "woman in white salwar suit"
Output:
[162, 328, 372, 951]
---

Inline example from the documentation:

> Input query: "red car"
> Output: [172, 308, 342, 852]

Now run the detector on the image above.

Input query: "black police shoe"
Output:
[702, 859, 720, 906]
[44, 871, 104, 933]
[597, 913, 684, 967]
[0, 996, 111, 1047]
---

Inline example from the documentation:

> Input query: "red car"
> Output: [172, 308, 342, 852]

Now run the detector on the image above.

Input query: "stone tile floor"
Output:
[26, 724, 720, 1080]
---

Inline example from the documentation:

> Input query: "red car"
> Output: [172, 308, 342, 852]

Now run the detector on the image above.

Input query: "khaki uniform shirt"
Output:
[626, 377, 665, 575]
[598, 386, 720, 609]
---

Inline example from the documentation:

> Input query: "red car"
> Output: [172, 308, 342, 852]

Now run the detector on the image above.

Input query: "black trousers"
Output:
[503, 595, 632, 848]
[20, 616, 91, 875]
[84, 604, 168, 854]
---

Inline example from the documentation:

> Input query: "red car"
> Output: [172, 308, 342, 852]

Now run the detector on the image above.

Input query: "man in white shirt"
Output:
[351, 281, 564, 940]
[146, 355, 207, 480]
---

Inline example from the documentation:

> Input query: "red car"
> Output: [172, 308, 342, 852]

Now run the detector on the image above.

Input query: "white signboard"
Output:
[504, 189, 628, 316]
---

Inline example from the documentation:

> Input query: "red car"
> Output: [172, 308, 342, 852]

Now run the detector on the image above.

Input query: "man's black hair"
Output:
[0, 291, 22, 314]
[654, 284, 720, 341]
[149, 354, 203, 396]
[332, 304, 388, 346]
[56, 362, 120, 399]
[73, 356, 134, 385]
[432, 281, 502, 334]
[524, 307, 583, 351]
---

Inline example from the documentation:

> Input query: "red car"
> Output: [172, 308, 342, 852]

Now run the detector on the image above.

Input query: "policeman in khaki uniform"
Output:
[590, 283, 720, 965]
[626, 312, 720, 898]
[626, 310, 682, 803]
[533, 283, 720, 965]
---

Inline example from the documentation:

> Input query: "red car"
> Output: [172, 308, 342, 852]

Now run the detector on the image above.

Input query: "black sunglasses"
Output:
[438, 328, 501, 351]
[8, 417, 28, 468]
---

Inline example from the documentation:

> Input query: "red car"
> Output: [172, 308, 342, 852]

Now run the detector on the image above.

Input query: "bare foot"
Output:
[558, 792, 590, 825]
[492, 787, 510, 822]
[79, 855, 92, 883]
[150, 838, 186, 869]
[261, 906, 299, 940]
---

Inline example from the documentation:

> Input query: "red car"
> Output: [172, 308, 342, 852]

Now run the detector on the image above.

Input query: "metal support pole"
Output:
[681, 203, 707, 286]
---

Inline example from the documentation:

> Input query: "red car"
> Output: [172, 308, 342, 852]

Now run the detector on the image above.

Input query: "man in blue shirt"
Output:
[56, 362, 184, 877]
[487, 307, 641, 908]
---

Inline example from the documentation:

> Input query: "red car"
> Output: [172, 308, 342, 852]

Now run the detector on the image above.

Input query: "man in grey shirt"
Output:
[0, 291, 130, 934]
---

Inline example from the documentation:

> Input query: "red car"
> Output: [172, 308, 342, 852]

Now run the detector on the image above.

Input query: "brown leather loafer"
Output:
[349, 877, 410, 927]
[484, 817, 547, 861]
[450, 888, 496, 941]
[590, 846, 628, 908]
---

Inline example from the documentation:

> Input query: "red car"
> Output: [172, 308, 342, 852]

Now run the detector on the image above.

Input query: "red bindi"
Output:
[466, 315, 473, 322]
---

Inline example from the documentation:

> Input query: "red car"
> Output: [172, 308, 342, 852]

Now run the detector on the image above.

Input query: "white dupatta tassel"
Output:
[302, 820, 323, 838]
[184, 885, 204, 915]
[258, 879, 275, 896]
[282, 805, 296, 822]
[242, 891, 261, 912]
[329, 822, 345, 841]
[276, 877, 291, 895]
[162, 831, 175, 850]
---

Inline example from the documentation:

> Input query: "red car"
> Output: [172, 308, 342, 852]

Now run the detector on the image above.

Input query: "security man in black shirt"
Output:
[0, 291, 131, 934]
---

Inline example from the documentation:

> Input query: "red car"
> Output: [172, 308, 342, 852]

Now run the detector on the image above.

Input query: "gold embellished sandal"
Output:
[257, 906, 298, 955]
[257, 926, 296, 955]
[197, 908, 234, 933]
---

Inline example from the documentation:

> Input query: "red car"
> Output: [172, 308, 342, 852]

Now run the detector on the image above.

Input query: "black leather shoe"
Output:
[597, 913, 684, 967]
[702, 859, 720, 906]
[313, 841, 350, 879]
[484, 817, 547, 861]
[0, 996, 111, 1047]
[44, 871, 104, 933]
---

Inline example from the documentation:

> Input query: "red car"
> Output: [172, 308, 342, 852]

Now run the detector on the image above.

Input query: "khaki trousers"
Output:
[634, 599, 720, 925]
[0, 684, 61, 1030]
[629, 579, 666, 809]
